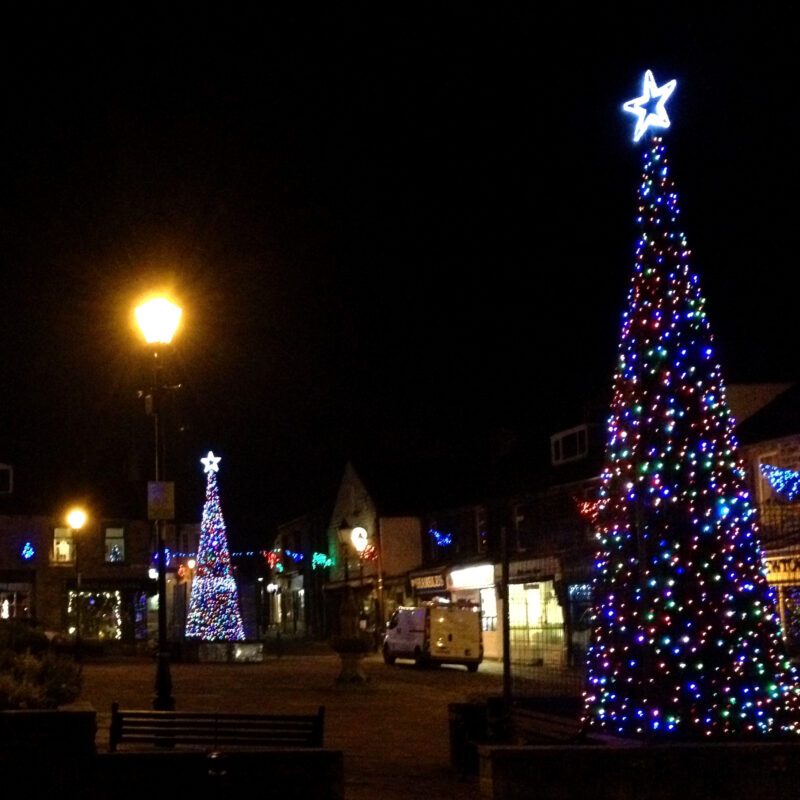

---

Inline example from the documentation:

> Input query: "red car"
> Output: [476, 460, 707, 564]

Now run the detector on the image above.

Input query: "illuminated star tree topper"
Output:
[622, 69, 677, 142]
[185, 451, 246, 641]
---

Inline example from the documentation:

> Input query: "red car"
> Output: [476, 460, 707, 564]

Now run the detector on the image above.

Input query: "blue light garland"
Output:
[20, 541, 35, 561]
[760, 464, 800, 502]
[429, 528, 453, 548]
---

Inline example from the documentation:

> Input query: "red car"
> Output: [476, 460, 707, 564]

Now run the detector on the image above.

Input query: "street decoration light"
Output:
[135, 294, 181, 711]
[66, 507, 87, 661]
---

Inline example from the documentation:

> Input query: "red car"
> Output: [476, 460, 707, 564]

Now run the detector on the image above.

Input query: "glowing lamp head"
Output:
[351, 526, 368, 554]
[135, 297, 182, 344]
[66, 508, 87, 531]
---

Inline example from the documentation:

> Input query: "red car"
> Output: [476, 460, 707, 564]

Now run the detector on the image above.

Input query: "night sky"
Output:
[0, 6, 795, 544]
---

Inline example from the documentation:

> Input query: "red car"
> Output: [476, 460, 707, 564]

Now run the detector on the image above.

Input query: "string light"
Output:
[584, 81, 799, 740]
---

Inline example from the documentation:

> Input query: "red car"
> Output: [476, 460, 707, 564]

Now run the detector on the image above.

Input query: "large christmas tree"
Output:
[584, 71, 797, 739]
[186, 451, 246, 641]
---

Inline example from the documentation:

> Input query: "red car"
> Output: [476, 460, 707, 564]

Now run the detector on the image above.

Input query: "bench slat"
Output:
[110, 703, 325, 752]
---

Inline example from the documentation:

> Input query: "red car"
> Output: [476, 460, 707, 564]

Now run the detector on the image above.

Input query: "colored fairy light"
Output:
[312, 552, 334, 570]
[185, 452, 246, 642]
[429, 528, 453, 547]
[583, 76, 798, 741]
[760, 464, 800, 502]
[20, 541, 35, 561]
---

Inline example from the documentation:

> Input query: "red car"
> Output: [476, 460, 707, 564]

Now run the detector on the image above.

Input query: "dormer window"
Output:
[551, 425, 589, 466]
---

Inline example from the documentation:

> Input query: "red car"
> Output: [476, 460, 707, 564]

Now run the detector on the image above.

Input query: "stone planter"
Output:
[335, 651, 368, 685]
[330, 635, 370, 685]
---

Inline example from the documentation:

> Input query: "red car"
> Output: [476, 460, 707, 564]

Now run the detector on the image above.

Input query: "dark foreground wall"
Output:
[480, 742, 800, 800]
[0, 708, 343, 800]
[94, 749, 344, 800]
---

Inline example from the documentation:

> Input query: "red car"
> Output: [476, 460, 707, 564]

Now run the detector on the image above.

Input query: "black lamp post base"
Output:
[153, 652, 175, 711]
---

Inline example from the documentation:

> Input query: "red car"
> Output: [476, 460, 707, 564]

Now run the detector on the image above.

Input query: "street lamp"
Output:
[66, 507, 87, 662]
[337, 520, 352, 587]
[135, 294, 181, 711]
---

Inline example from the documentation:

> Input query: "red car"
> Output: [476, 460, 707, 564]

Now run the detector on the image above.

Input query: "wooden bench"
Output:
[109, 702, 325, 752]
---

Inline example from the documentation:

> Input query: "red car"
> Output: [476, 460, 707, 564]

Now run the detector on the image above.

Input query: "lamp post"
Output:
[66, 507, 87, 662]
[337, 520, 351, 587]
[337, 520, 358, 637]
[350, 526, 369, 638]
[135, 295, 181, 711]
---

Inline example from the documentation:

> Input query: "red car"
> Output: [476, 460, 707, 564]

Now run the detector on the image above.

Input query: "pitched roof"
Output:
[735, 383, 800, 445]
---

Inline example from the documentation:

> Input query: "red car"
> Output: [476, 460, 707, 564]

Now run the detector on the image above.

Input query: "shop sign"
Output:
[448, 564, 494, 590]
[765, 554, 800, 585]
[506, 557, 559, 583]
[410, 572, 447, 593]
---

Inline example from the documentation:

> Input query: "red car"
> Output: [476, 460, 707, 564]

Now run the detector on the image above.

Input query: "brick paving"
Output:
[80, 651, 506, 799]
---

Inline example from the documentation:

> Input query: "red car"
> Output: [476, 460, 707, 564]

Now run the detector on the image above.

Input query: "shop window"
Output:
[68, 590, 123, 641]
[480, 586, 497, 632]
[53, 528, 75, 563]
[105, 527, 125, 563]
[0, 589, 30, 620]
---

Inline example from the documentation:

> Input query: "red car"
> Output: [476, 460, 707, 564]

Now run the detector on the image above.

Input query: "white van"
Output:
[382, 602, 483, 672]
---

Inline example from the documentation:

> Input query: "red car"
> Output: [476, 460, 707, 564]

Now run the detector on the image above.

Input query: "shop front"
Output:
[68, 578, 150, 644]
[506, 557, 564, 668]
[765, 548, 800, 658]
[447, 563, 501, 659]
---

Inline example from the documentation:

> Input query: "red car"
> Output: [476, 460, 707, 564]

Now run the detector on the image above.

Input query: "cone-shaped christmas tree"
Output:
[185, 451, 246, 641]
[584, 71, 798, 739]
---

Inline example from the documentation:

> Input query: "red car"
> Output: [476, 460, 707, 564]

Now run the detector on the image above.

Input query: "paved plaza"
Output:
[80, 651, 506, 800]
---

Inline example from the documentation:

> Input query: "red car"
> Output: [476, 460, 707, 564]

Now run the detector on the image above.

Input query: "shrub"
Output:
[0, 647, 82, 710]
[0, 620, 50, 655]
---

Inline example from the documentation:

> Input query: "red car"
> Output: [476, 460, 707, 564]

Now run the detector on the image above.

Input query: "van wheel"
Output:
[383, 645, 396, 665]
[466, 662, 479, 673]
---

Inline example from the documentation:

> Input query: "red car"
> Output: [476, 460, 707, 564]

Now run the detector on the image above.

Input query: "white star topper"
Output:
[623, 70, 677, 142]
[201, 451, 221, 473]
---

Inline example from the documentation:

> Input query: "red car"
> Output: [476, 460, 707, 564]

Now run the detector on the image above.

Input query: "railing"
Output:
[757, 504, 800, 547]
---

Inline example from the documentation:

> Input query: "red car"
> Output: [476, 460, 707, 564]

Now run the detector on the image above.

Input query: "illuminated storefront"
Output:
[765, 549, 800, 656]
